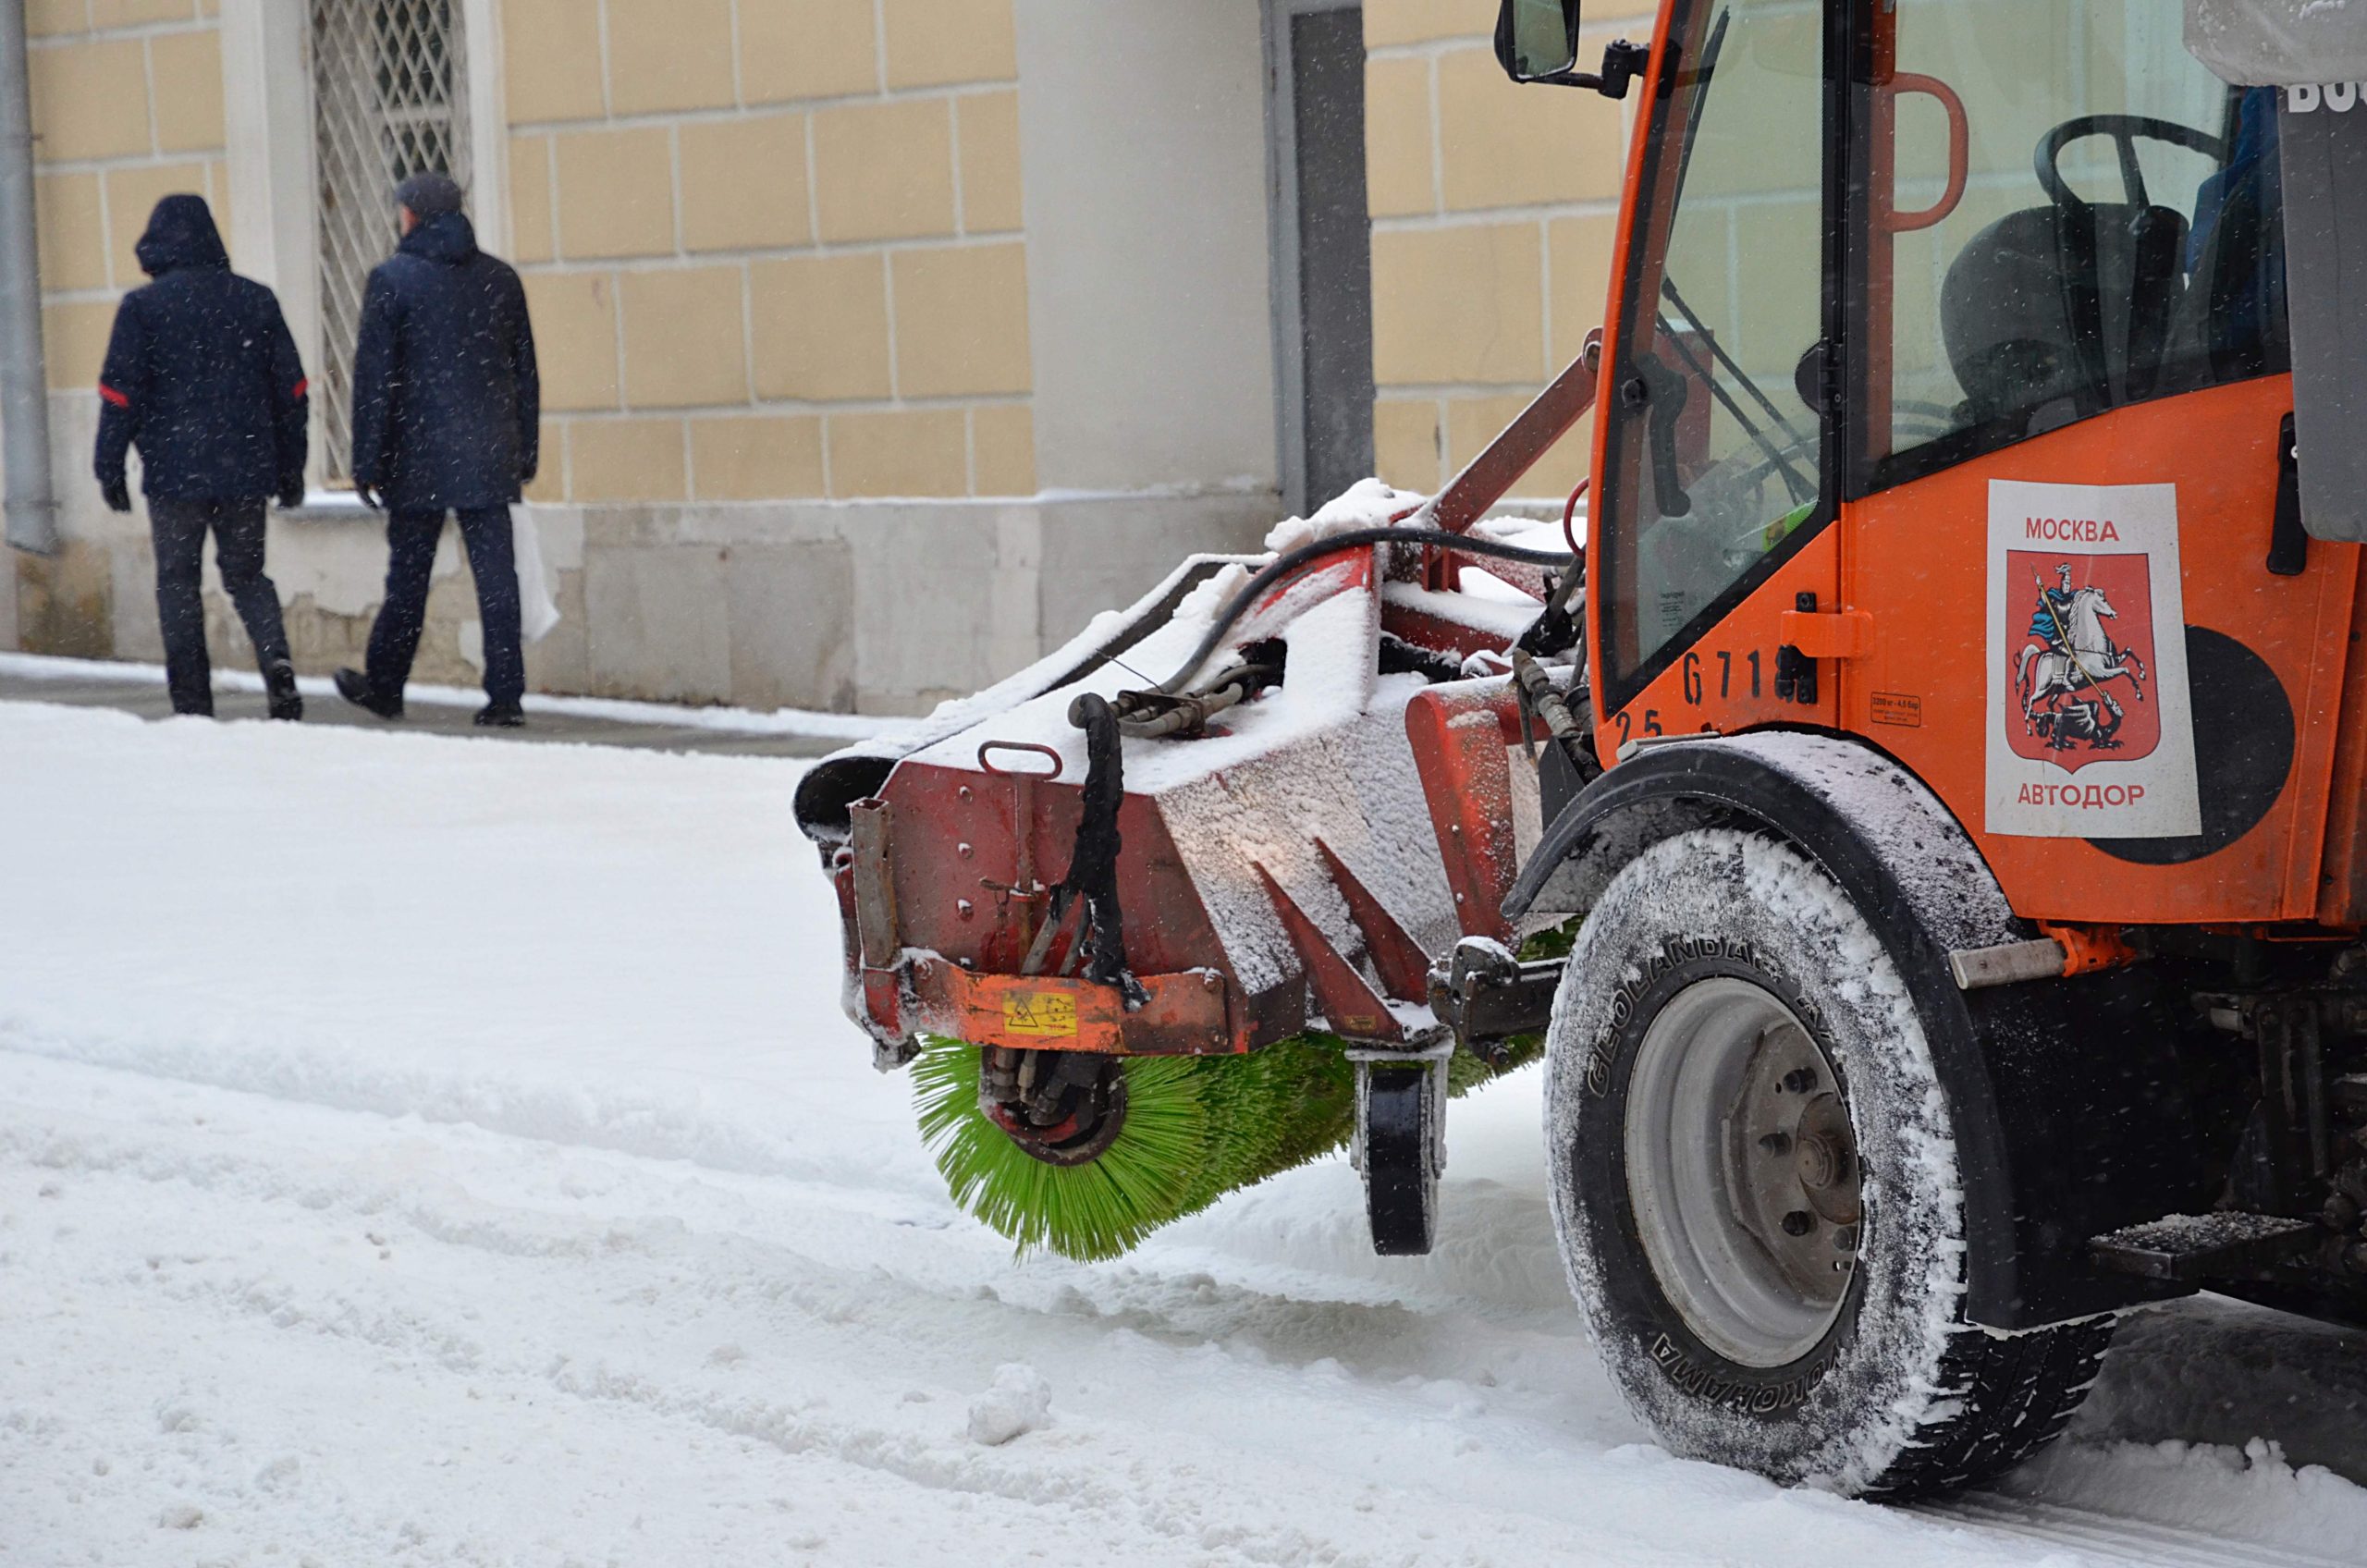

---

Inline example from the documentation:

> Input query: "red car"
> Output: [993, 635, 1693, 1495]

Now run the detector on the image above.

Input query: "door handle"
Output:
[1884, 73, 1968, 233]
[2269, 412, 2307, 577]
[1775, 592, 1821, 704]
[1775, 596, 1873, 706]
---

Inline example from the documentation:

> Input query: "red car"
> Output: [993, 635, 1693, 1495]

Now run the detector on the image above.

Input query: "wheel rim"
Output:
[1624, 977, 1863, 1368]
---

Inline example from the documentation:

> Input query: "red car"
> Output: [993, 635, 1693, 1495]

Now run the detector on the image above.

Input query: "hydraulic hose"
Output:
[1155, 526, 1575, 696]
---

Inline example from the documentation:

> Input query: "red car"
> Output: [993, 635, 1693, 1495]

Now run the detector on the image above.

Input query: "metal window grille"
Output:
[312, 0, 470, 483]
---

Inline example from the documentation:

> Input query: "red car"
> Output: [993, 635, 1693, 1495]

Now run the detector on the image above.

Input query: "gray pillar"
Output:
[0, 0, 56, 556]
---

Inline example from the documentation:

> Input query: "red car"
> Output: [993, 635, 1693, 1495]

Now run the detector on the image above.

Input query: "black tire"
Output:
[1544, 827, 2112, 1498]
[1365, 1067, 1437, 1256]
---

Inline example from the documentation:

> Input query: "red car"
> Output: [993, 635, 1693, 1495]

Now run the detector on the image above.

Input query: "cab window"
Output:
[1868, 0, 2289, 486]
[1597, 0, 1832, 700]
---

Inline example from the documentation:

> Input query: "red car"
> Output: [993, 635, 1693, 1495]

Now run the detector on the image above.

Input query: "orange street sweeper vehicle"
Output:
[798, 0, 2367, 1498]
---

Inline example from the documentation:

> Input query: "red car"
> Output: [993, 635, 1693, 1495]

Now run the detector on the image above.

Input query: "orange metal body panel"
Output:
[1600, 379, 2365, 929]
[1842, 377, 2359, 925]
[1580, 3, 2367, 934]
[1613, 529, 1843, 748]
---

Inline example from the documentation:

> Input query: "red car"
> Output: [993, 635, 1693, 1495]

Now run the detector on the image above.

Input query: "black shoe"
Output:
[473, 701, 525, 729]
[334, 667, 402, 719]
[264, 660, 303, 722]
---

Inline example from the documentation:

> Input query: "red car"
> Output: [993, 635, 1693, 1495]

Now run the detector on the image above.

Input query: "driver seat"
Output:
[1940, 200, 2190, 432]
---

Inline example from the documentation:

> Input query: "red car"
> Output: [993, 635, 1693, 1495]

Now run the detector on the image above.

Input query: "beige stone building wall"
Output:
[18, 0, 227, 655]
[5, 0, 1670, 715]
[497, 0, 1036, 507]
[1359, 0, 1651, 501]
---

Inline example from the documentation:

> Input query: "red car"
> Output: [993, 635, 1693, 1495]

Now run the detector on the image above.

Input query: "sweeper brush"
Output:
[913, 1023, 1552, 1261]
[912, 1032, 1354, 1261]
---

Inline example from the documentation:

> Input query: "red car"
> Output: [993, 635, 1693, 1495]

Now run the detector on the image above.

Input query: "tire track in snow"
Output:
[0, 1077, 1686, 1568]
[0, 1016, 951, 1214]
[11, 1051, 2364, 1568]
[1919, 1492, 2361, 1568]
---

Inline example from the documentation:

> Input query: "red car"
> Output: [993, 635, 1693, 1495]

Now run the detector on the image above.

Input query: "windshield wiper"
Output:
[1656, 282, 1816, 506]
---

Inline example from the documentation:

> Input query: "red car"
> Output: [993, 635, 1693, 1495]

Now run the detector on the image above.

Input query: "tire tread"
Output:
[1861, 1317, 2115, 1500]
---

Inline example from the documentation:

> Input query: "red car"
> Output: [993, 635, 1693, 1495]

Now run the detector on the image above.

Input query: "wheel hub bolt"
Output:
[1782, 1210, 1815, 1237]
[1759, 1131, 1792, 1155]
[1781, 1068, 1818, 1094]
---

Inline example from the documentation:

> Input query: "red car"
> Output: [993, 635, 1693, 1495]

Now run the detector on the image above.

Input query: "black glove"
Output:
[356, 484, 383, 510]
[100, 477, 131, 513]
[276, 478, 306, 511]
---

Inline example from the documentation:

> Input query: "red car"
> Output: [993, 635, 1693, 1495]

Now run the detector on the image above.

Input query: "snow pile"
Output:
[1469, 513, 1574, 555]
[1261, 477, 1425, 556]
[1174, 559, 1255, 626]
[965, 1363, 1053, 1446]
[1171, 479, 1429, 628]
[1996, 1436, 2367, 1561]
[2059, 1292, 2367, 1478]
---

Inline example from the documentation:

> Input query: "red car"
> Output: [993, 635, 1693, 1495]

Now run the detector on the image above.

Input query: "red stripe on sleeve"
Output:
[291, 376, 309, 399]
[97, 383, 129, 409]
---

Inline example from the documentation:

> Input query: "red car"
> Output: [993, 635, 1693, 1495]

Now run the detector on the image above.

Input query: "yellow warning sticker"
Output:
[1001, 990, 1078, 1038]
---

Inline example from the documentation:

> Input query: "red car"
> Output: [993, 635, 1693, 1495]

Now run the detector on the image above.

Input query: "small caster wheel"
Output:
[1363, 1063, 1440, 1256]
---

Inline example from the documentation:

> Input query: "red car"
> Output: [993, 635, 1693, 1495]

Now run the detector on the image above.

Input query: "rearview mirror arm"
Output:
[1529, 39, 1652, 99]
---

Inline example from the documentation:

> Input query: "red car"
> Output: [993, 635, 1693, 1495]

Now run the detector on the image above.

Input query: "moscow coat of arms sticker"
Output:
[1984, 480, 2201, 839]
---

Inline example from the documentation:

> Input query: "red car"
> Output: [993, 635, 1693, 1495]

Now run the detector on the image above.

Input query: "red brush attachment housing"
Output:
[845, 758, 1298, 1057]
[831, 582, 1553, 1062]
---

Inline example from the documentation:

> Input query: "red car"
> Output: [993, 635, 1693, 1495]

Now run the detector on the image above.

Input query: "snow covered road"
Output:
[4, 701, 2366, 1566]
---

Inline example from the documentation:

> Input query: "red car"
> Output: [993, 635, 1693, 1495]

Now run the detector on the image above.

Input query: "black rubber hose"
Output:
[1155, 526, 1576, 695]
[1059, 692, 1147, 1010]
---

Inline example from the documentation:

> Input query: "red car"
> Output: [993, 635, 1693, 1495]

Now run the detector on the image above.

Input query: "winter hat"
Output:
[394, 171, 464, 221]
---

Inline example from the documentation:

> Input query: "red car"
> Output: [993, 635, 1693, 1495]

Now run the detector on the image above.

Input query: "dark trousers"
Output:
[149, 496, 291, 717]
[364, 505, 524, 706]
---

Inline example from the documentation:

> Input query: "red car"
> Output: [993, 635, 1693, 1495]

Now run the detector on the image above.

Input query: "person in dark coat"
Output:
[94, 194, 309, 720]
[334, 171, 539, 728]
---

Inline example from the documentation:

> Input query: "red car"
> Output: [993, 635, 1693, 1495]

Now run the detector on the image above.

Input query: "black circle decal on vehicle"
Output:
[2089, 627, 2292, 866]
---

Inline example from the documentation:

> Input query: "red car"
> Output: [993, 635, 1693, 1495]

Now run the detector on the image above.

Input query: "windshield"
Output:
[1598, 0, 1830, 692]
[1871, 0, 2287, 484]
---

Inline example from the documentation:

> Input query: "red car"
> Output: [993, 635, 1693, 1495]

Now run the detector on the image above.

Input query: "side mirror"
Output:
[1495, 0, 1581, 82]
[1497, 3, 1651, 100]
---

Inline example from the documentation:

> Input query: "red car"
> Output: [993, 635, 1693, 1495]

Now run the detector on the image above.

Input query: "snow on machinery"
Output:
[801, 473, 1588, 1260]
[798, 0, 2367, 1501]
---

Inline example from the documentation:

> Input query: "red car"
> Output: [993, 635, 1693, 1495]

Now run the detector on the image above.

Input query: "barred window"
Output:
[312, 0, 472, 484]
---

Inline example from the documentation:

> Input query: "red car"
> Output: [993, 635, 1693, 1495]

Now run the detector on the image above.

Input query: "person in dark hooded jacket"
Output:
[94, 194, 308, 719]
[334, 172, 539, 729]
